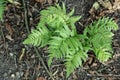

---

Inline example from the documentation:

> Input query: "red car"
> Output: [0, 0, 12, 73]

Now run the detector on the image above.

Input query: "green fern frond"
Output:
[95, 49, 112, 62]
[84, 17, 118, 62]
[40, 3, 81, 30]
[100, 17, 118, 31]
[0, 0, 6, 20]
[23, 26, 50, 47]
[23, 3, 81, 47]
[48, 35, 88, 77]
[91, 17, 118, 32]
[48, 35, 83, 66]
[65, 50, 88, 77]
[67, 8, 74, 17]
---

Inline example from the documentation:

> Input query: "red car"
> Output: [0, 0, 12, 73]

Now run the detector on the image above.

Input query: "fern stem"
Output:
[34, 47, 54, 80]
[22, 0, 30, 34]
[0, 21, 6, 48]
[22, 0, 54, 80]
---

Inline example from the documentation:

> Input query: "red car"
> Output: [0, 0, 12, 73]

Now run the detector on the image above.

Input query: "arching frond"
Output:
[84, 17, 118, 63]
[48, 35, 83, 66]
[65, 50, 88, 77]
[23, 26, 50, 47]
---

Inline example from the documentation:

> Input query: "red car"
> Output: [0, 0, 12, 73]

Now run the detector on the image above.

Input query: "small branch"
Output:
[87, 74, 120, 77]
[34, 47, 54, 80]
[0, 21, 6, 48]
[22, 0, 54, 80]
[22, 0, 30, 34]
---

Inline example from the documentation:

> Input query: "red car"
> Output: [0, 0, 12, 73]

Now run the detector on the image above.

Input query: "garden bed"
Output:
[0, 0, 120, 80]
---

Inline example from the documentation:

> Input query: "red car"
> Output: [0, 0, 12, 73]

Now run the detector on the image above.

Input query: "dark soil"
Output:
[0, 0, 120, 80]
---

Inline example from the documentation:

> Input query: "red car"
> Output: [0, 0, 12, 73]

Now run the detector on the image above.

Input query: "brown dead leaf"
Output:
[6, 35, 14, 41]
[5, 23, 13, 36]
[98, 0, 120, 13]
[90, 0, 120, 18]
[113, 0, 120, 10]
[35, 0, 58, 4]
[83, 54, 95, 66]
[35, 62, 41, 72]
[47, 0, 52, 4]
[36, 77, 46, 80]
[89, 70, 96, 75]
[35, 0, 46, 4]
[98, 0, 112, 10]
[23, 69, 29, 80]
[91, 63, 97, 67]
[73, 72, 78, 79]
[60, 71, 64, 77]
[113, 53, 120, 59]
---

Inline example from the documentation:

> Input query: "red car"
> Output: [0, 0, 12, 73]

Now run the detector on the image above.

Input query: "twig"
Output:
[34, 47, 54, 80]
[87, 74, 120, 77]
[0, 21, 6, 49]
[22, 0, 30, 34]
[22, 0, 54, 80]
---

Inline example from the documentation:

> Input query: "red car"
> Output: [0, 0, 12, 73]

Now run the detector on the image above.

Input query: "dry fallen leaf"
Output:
[98, 0, 120, 12]
[90, 0, 120, 18]
[8, 0, 21, 5]
[5, 23, 13, 36]
[36, 77, 46, 80]
[6, 35, 14, 41]
[113, 0, 120, 10]
[47, 0, 52, 4]
[73, 71, 78, 79]
[23, 69, 29, 80]
[35, 0, 58, 4]
[98, 0, 112, 10]
[35, 0, 46, 4]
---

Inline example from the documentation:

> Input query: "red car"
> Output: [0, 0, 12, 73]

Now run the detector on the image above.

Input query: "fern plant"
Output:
[23, 3, 118, 77]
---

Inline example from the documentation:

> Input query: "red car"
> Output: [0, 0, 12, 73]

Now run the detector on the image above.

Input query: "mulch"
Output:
[0, 0, 120, 80]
